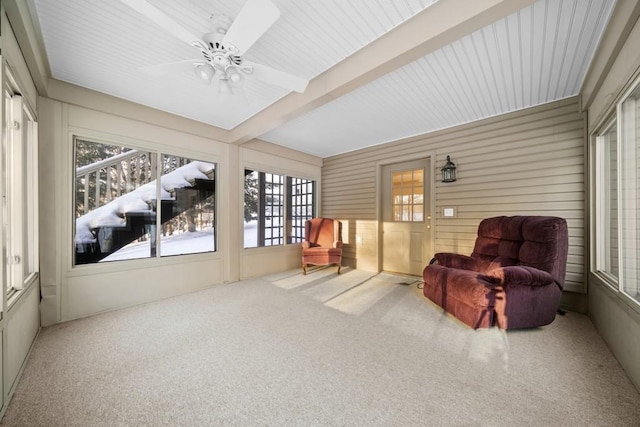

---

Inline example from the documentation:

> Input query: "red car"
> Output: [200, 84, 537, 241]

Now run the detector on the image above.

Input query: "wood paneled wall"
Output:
[322, 97, 586, 293]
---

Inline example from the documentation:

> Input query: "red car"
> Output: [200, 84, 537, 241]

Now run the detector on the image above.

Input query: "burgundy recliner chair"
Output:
[423, 216, 568, 329]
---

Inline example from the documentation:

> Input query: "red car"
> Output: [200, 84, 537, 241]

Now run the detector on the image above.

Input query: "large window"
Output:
[3, 89, 38, 295]
[594, 120, 619, 280]
[593, 77, 640, 304]
[159, 155, 216, 257]
[244, 169, 315, 248]
[288, 177, 316, 243]
[74, 138, 216, 265]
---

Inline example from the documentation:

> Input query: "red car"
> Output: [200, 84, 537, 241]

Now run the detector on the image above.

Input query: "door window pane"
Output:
[391, 168, 424, 222]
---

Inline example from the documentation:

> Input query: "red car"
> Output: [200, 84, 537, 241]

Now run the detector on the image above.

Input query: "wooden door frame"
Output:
[376, 152, 436, 273]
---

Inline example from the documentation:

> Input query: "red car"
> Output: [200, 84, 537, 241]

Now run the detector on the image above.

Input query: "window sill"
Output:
[68, 251, 221, 277]
[243, 244, 301, 253]
[589, 272, 640, 317]
[7, 273, 39, 312]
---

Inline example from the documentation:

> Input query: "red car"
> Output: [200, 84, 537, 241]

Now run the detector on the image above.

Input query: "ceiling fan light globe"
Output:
[218, 76, 233, 95]
[227, 69, 244, 87]
[194, 63, 215, 84]
[211, 15, 232, 34]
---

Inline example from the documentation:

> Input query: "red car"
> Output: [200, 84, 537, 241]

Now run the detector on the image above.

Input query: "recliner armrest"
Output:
[484, 265, 554, 287]
[432, 253, 483, 271]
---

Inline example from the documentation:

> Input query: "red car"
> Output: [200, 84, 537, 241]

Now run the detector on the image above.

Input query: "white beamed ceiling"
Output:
[29, 0, 615, 157]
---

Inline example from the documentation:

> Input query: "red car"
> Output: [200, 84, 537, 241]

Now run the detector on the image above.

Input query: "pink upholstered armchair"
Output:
[423, 216, 568, 329]
[302, 218, 343, 275]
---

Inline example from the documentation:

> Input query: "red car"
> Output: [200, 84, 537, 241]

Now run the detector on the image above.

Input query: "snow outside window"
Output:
[159, 155, 215, 257]
[73, 139, 216, 265]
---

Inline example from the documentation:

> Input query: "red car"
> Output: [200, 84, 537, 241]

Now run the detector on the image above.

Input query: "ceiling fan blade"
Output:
[140, 60, 198, 78]
[244, 61, 308, 93]
[222, 0, 280, 54]
[120, 0, 202, 46]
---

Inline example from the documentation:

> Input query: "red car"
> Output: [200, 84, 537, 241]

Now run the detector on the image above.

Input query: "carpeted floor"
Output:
[1, 267, 639, 426]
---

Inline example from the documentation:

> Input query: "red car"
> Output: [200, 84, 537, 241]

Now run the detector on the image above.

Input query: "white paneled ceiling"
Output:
[30, 0, 436, 129]
[261, 0, 616, 156]
[28, 0, 615, 157]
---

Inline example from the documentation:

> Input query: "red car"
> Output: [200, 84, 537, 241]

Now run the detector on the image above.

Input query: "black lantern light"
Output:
[441, 155, 456, 183]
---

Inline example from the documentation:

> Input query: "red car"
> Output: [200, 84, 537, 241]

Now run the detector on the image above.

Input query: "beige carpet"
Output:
[1, 267, 639, 426]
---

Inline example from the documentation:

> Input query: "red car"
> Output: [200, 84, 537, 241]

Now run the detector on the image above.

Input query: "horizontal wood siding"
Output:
[322, 97, 586, 292]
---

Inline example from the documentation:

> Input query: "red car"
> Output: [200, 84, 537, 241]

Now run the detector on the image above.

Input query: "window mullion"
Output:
[258, 172, 266, 245]
[154, 151, 161, 258]
[285, 176, 291, 244]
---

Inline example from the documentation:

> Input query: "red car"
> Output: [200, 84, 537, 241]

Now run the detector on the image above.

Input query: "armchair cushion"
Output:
[431, 253, 485, 271]
[423, 265, 497, 328]
[484, 266, 555, 287]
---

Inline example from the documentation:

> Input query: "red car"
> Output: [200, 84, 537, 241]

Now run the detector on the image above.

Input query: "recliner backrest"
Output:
[471, 216, 523, 271]
[471, 216, 568, 288]
[519, 216, 568, 288]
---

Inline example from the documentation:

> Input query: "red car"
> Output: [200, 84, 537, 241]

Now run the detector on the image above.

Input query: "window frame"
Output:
[591, 73, 640, 308]
[287, 176, 316, 244]
[72, 136, 218, 266]
[3, 66, 39, 298]
[243, 168, 317, 248]
[390, 167, 425, 223]
[593, 118, 619, 288]
[617, 79, 640, 304]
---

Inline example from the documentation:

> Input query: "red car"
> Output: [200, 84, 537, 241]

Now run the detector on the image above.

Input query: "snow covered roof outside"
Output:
[75, 161, 214, 245]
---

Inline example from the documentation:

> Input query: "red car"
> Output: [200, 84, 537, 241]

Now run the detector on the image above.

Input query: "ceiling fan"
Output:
[120, 0, 309, 95]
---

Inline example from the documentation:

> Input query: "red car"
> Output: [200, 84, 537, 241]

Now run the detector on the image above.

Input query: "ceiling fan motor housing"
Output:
[201, 32, 243, 67]
[192, 32, 247, 86]
[121, 0, 307, 92]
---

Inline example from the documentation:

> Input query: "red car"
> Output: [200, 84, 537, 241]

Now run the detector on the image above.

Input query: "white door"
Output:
[381, 159, 431, 276]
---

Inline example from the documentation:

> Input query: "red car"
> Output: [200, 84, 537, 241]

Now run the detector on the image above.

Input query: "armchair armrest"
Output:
[302, 241, 311, 249]
[484, 265, 554, 287]
[333, 241, 343, 249]
[431, 253, 484, 271]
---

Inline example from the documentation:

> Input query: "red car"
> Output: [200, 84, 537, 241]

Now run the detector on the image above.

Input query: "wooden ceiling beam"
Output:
[228, 0, 538, 145]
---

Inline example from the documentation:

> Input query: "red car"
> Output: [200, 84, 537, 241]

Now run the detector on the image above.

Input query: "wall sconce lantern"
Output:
[441, 155, 457, 183]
